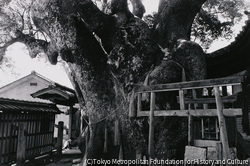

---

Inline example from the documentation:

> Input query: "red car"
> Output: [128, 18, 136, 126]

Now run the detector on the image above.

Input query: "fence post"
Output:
[214, 86, 230, 160]
[188, 115, 193, 145]
[57, 121, 64, 156]
[179, 89, 185, 110]
[16, 122, 27, 166]
[148, 92, 155, 161]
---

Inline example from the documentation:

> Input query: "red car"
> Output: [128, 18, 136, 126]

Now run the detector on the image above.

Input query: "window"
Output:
[203, 117, 219, 140]
[193, 117, 219, 140]
[30, 83, 37, 86]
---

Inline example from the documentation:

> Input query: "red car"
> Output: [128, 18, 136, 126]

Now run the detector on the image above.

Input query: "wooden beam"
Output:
[201, 118, 204, 139]
[216, 118, 219, 140]
[217, 142, 222, 160]
[179, 90, 185, 110]
[57, 121, 64, 156]
[203, 103, 208, 109]
[134, 76, 243, 93]
[192, 89, 198, 109]
[214, 86, 230, 160]
[148, 92, 155, 159]
[194, 139, 221, 147]
[177, 95, 237, 104]
[137, 109, 242, 117]
[188, 115, 193, 145]
[17, 122, 27, 166]
[137, 93, 142, 112]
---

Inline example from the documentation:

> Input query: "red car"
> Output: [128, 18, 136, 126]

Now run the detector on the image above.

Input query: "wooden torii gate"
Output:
[129, 75, 245, 160]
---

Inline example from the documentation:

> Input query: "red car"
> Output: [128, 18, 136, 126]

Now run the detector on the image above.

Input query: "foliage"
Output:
[192, 0, 246, 50]
[0, 0, 250, 161]
[0, 55, 20, 86]
[142, 0, 247, 50]
[143, 13, 156, 29]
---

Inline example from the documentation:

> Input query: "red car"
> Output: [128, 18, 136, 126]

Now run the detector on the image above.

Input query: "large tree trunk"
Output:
[153, 0, 207, 50]
[2, 0, 209, 160]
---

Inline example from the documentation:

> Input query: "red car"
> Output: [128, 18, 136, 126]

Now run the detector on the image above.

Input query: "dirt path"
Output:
[25, 149, 83, 166]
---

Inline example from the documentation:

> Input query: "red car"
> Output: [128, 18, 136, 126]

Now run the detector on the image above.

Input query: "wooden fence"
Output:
[130, 75, 246, 159]
[0, 112, 55, 165]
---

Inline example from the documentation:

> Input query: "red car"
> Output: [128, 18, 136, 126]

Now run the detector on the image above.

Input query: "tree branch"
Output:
[0, 37, 19, 49]
[75, 0, 112, 33]
[0, 37, 20, 62]
[8, 6, 25, 31]
[30, 0, 162, 86]
[199, 8, 233, 27]
[110, 0, 131, 14]
[75, 0, 163, 83]
[13, 30, 58, 65]
[130, 0, 145, 18]
[15, 30, 48, 56]
[154, 0, 207, 49]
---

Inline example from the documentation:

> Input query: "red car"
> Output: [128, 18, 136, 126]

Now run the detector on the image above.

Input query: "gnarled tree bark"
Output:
[4, 0, 243, 161]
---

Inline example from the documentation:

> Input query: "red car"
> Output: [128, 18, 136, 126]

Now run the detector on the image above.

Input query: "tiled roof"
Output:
[0, 98, 61, 114]
[206, 19, 250, 78]
[207, 20, 250, 58]
[31, 85, 78, 106]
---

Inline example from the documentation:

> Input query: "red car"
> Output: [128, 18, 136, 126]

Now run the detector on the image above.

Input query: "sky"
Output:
[0, 0, 249, 88]
[0, 43, 73, 88]
[142, 0, 159, 14]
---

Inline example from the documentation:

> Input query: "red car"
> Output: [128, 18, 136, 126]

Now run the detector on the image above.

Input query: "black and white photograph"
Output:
[1, 0, 250, 165]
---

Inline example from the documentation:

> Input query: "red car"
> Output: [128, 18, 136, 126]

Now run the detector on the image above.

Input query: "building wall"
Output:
[0, 72, 72, 139]
[0, 77, 51, 103]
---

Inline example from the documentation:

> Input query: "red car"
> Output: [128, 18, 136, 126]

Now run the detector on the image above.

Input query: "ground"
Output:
[45, 149, 83, 166]
[24, 133, 83, 166]
[24, 148, 83, 166]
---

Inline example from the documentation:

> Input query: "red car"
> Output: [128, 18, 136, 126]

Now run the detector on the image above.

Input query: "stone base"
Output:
[184, 146, 206, 160]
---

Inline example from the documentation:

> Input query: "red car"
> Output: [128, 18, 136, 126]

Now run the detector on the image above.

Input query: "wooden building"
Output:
[0, 71, 78, 138]
[128, 18, 250, 160]
[0, 71, 57, 103]
[130, 73, 250, 160]
[0, 97, 61, 165]
[31, 84, 78, 139]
